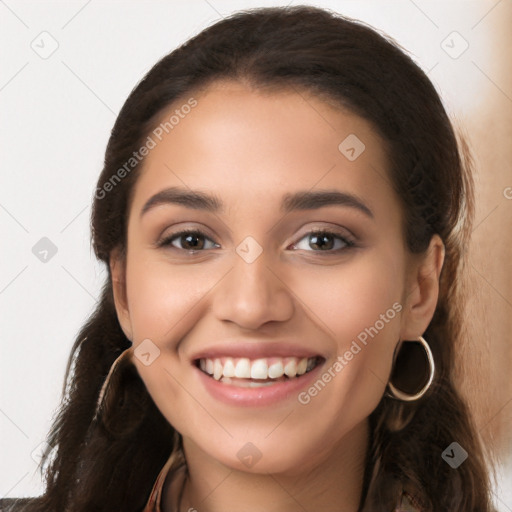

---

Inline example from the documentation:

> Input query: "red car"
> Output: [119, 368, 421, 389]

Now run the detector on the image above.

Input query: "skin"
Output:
[110, 80, 445, 512]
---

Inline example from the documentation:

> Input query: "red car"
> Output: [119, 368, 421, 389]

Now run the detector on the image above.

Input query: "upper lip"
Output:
[190, 340, 324, 362]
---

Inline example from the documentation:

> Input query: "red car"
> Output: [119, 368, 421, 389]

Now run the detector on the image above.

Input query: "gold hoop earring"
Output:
[93, 347, 133, 422]
[385, 335, 435, 402]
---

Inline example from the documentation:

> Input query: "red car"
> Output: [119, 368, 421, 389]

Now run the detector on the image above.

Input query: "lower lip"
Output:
[194, 361, 325, 407]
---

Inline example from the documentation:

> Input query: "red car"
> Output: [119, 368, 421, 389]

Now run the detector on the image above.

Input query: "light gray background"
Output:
[1, 0, 511, 509]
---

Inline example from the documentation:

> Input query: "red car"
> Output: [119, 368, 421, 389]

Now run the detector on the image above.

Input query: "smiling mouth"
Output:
[195, 356, 324, 387]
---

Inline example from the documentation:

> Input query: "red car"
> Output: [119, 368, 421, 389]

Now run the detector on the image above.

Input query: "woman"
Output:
[1, 5, 496, 512]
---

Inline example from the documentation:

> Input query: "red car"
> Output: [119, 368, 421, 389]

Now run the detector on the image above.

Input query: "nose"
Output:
[212, 247, 295, 330]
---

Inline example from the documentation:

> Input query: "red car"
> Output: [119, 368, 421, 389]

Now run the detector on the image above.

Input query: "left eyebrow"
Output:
[139, 186, 374, 219]
[280, 189, 374, 218]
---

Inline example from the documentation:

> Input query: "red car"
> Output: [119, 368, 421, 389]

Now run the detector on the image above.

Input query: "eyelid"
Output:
[293, 225, 356, 245]
[155, 221, 219, 245]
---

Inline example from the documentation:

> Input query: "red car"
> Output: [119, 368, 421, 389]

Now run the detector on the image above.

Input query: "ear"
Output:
[400, 234, 445, 340]
[110, 246, 133, 342]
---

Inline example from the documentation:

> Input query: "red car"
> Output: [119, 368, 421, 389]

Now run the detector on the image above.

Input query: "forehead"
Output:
[130, 81, 398, 222]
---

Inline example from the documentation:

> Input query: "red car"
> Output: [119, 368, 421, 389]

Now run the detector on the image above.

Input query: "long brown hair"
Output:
[2, 5, 495, 511]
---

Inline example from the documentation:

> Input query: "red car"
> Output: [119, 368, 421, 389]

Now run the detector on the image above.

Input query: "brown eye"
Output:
[159, 230, 218, 251]
[291, 229, 355, 253]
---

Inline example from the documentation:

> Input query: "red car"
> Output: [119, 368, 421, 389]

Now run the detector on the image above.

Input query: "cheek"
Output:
[124, 251, 219, 344]
[291, 248, 404, 347]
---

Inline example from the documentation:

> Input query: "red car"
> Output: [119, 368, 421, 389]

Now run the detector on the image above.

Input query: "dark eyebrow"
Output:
[140, 187, 223, 218]
[140, 186, 373, 219]
[281, 189, 374, 218]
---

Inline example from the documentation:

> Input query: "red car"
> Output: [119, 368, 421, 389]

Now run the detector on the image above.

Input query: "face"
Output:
[111, 81, 443, 476]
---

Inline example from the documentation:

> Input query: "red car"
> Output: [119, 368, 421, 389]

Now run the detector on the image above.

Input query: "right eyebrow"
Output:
[140, 187, 223, 218]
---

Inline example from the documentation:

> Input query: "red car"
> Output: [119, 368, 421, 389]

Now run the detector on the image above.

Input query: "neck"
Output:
[165, 419, 369, 512]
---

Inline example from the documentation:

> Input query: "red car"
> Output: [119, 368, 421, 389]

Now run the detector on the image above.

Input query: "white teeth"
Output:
[234, 358, 251, 378]
[268, 361, 284, 378]
[284, 359, 298, 377]
[223, 358, 236, 377]
[250, 359, 268, 379]
[213, 359, 223, 380]
[200, 356, 319, 381]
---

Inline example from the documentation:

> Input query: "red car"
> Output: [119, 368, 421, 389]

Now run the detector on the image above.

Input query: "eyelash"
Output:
[157, 228, 356, 254]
